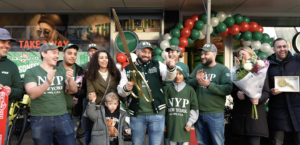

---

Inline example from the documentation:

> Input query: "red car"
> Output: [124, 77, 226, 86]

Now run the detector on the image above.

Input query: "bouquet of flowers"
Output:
[231, 52, 269, 119]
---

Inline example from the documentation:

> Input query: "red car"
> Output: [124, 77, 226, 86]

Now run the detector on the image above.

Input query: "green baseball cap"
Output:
[88, 43, 99, 50]
[166, 45, 181, 52]
[40, 42, 63, 55]
[137, 41, 153, 51]
[63, 43, 79, 52]
[198, 43, 217, 52]
[176, 63, 188, 78]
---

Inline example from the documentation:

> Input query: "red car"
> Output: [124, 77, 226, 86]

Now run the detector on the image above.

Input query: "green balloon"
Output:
[216, 55, 224, 64]
[257, 52, 268, 60]
[252, 31, 263, 41]
[194, 61, 202, 68]
[234, 14, 243, 24]
[153, 55, 164, 63]
[187, 37, 194, 45]
[267, 39, 274, 47]
[190, 29, 200, 40]
[194, 55, 201, 61]
[211, 27, 219, 37]
[171, 28, 180, 38]
[242, 31, 252, 41]
[200, 13, 207, 24]
[261, 33, 270, 42]
[216, 22, 227, 33]
[194, 20, 205, 30]
[169, 37, 180, 46]
[224, 17, 235, 27]
[243, 16, 250, 23]
[154, 47, 163, 55]
[211, 10, 216, 17]
[176, 22, 184, 30]
[233, 45, 242, 50]
[254, 50, 261, 55]
[233, 32, 242, 40]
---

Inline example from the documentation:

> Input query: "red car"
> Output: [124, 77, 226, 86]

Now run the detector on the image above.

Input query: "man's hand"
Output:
[125, 82, 134, 91]
[66, 69, 74, 82]
[3, 86, 11, 96]
[65, 86, 75, 95]
[270, 88, 282, 96]
[251, 98, 259, 105]
[237, 91, 245, 100]
[196, 70, 204, 83]
[198, 73, 210, 87]
[125, 129, 131, 134]
[165, 54, 175, 69]
[89, 92, 97, 102]
[47, 69, 57, 84]
[185, 125, 191, 132]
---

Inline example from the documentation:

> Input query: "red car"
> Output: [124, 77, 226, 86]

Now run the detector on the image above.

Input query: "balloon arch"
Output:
[116, 11, 274, 70]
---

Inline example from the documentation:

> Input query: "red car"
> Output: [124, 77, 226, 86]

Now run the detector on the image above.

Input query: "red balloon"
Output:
[178, 37, 188, 47]
[191, 14, 199, 22]
[221, 28, 230, 36]
[249, 22, 258, 33]
[239, 22, 249, 32]
[116, 53, 127, 64]
[122, 62, 129, 70]
[179, 46, 185, 53]
[180, 27, 191, 38]
[230, 24, 240, 35]
[257, 25, 264, 33]
[184, 19, 194, 30]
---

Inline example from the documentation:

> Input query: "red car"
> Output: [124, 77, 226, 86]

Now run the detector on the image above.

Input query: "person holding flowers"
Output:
[231, 47, 270, 145]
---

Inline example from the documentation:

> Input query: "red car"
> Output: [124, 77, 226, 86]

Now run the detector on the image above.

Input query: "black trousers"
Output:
[270, 131, 300, 145]
[239, 135, 261, 145]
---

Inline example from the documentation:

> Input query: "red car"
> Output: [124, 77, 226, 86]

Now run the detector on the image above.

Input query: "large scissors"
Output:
[112, 9, 153, 103]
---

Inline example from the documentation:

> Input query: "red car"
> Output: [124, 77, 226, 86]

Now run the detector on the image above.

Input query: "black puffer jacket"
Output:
[57, 60, 87, 117]
[267, 52, 300, 131]
[231, 76, 270, 138]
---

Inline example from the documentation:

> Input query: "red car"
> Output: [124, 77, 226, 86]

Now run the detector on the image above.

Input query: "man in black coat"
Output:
[268, 38, 300, 145]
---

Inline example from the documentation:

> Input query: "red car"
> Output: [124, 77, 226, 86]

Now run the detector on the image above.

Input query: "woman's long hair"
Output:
[85, 50, 121, 82]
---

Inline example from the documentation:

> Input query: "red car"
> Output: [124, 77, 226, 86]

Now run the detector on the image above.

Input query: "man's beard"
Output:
[202, 57, 213, 66]
[138, 56, 150, 64]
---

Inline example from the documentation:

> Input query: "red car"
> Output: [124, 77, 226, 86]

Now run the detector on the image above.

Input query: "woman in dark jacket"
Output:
[231, 47, 270, 145]
[82, 50, 121, 145]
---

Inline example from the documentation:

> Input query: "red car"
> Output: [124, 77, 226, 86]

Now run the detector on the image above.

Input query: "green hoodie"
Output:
[188, 63, 232, 114]
[0, 56, 23, 112]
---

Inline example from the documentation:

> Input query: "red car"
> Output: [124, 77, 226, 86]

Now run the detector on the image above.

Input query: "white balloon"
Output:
[201, 24, 213, 35]
[160, 40, 170, 50]
[211, 17, 219, 27]
[226, 11, 233, 17]
[216, 11, 227, 22]
[130, 52, 138, 62]
[161, 51, 169, 60]
[260, 43, 272, 52]
[251, 41, 262, 50]
[243, 40, 251, 47]
[266, 49, 274, 56]
[198, 31, 205, 40]
[163, 33, 172, 40]
[116, 63, 122, 71]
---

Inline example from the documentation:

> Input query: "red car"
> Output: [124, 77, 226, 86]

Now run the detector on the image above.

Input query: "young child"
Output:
[165, 63, 199, 145]
[87, 92, 130, 145]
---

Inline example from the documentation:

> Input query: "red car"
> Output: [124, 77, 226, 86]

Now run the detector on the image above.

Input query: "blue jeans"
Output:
[130, 114, 165, 145]
[31, 114, 75, 145]
[85, 129, 91, 145]
[194, 113, 225, 145]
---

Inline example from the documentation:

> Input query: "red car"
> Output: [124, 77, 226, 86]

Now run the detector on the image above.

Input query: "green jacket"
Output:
[118, 60, 176, 116]
[0, 56, 23, 112]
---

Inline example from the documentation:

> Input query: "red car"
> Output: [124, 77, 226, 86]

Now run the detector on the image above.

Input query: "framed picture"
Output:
[274, 76, 299, 92]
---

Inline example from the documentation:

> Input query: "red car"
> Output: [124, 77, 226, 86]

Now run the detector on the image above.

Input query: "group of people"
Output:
[1, 26, 300, 145]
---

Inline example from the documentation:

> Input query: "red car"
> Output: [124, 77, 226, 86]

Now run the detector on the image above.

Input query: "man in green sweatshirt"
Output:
[188, 44, 232, 145]
[0, 28, 23, 145]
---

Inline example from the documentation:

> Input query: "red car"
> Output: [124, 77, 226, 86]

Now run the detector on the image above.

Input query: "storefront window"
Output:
[116, 19, 160, 32]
